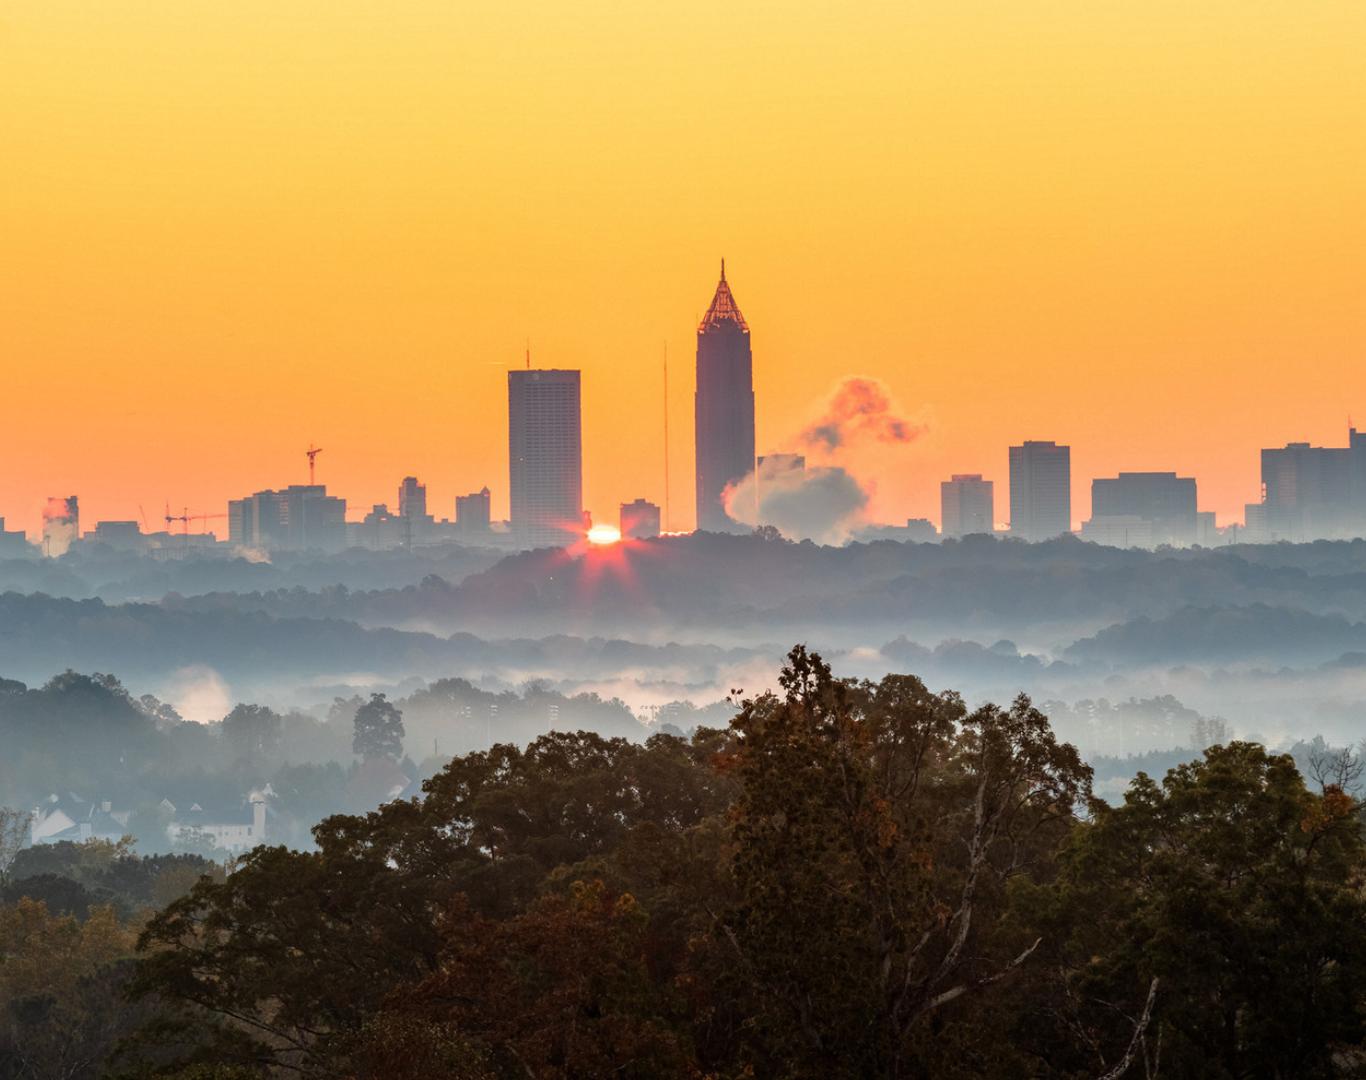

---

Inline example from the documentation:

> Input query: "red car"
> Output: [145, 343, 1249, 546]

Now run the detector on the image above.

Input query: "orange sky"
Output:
[3, 1, 1365, 538]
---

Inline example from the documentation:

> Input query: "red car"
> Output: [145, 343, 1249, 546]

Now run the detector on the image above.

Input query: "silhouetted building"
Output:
[41, 496, 79, 558]
[1079, 515, 1154, 549]
[1252, 429, 1366, 541]
[941, 474, 994, 538]
[398, 477, 429, 522]
[509, 369, 583, 546]
[395, 476, 435, 546]
[620, 498, 662, 540]
[456, 487, 492, 534]
[1083, 472, 1197, 548]
[855, 518, 939, 544]
[695, 262, 755, 533]
[0, 518, 32, 557]
[757, 453, 805, 474]
[1009, 442, 1070, 541]
[1242, 501, 1270, 544]
[228, 485, 346, 551]
[90, 520, 144, 551]
[351, 504, 404, 550]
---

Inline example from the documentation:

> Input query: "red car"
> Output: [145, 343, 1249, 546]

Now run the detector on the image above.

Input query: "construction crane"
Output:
[306, 444, 323, 485]
[164, 505, 227, 537]
[164, 504, 190, 533]
[186, 511, 228, 535]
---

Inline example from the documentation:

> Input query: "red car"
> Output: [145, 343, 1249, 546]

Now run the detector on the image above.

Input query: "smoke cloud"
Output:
[41, 496, 78, 558]
[799, 377, 926, 452]
[721, 376, 927, 544]
[723, 457, 869, 545]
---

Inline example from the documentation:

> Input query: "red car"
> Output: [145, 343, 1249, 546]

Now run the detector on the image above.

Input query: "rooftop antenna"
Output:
[526, 339, 531, 370]
[306, 444, 323, 485]
[663, 341, 670, 532]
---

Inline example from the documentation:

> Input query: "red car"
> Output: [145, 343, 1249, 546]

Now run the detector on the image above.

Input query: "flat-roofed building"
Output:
[509, 369, 583, 547]
[620, 498, 662, 539]
[1009, 442, 1070, 542]
[941, 474, 994, 538]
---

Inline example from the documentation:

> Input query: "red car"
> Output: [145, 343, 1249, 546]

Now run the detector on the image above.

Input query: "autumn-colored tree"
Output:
[367, 880, 695, 1079]
[122, 651, 1366, 1080]
[129, 730, 732, 1075]
[716, 646, 1091, 1079]
[0, 898, 142, 1080]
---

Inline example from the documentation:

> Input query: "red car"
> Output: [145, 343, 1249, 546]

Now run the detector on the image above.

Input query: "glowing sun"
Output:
[586, 524, 622, 545]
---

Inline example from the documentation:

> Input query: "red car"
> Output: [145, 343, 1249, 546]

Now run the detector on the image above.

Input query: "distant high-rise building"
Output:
[509, 369, 583, 546]
[1083, 472, 1198, 548]
[1251, 430, 1366, 541]
[91, 521, 144, 551]
[1009, 441, 1071, 542]
[398, 476, 428, 521]
[41, 496, 79, 558]
[695, 262, 755, 533]
[228, 485, 346, 551]
[620, 498, 662, 540]
[940, 474, 994, 538]
[395, 476, 434, 546]
[456, 487, 492, 534]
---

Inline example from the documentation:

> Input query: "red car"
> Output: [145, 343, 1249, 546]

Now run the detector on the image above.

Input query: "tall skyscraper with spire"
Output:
[694, 261, 755, 532]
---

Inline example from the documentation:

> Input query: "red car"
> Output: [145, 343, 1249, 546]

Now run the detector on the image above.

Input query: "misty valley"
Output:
[4, 533, 1366, 1077]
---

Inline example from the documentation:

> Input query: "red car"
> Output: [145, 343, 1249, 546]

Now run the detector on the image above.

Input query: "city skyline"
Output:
[4, 3, 1366, 538]
[4, 262, 1365, 545]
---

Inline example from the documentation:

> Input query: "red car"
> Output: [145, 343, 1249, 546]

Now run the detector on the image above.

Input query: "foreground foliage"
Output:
[6, 647, 1366, 1078]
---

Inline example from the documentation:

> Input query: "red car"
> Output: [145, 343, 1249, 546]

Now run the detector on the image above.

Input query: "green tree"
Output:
[351, 694, 404, 763]
[219, 705, 282, 770]
[1019, 741, 1366, 1078]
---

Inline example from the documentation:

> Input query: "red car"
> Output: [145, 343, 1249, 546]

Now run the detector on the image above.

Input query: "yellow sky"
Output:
[2, 1, 1364, 536]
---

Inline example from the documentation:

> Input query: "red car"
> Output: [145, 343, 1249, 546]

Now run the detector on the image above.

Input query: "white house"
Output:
[165, 791, 269, 853]
[30, 794, 130, 845]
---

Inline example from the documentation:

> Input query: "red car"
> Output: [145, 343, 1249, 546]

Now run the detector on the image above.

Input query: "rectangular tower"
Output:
[1087, 471, 1197, 547]
[456, 487, 492, 534]
[509, 369, 583, 547]
[1009, 441, 1071, 542]
[940, 474, 994, 538]
[695, 262, 755, 532]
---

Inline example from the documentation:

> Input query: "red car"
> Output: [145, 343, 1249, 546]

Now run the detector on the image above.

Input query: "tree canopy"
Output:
[7, 648, 1366, 1078]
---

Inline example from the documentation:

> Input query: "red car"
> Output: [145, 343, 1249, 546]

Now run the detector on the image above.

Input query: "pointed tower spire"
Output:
[699, 261, 748, 332]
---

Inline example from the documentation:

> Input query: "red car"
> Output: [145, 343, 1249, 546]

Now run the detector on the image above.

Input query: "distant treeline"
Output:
[4, 648, 1364, 1078]
[0, 669, 716, 852]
